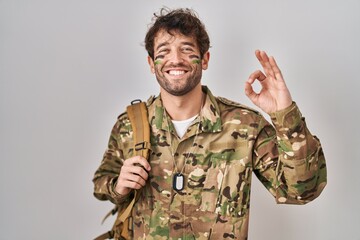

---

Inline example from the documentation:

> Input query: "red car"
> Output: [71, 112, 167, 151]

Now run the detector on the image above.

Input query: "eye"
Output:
[155, 49, 169, 60]
[155, 55, 164, 60]
[182, 47, 194, 53]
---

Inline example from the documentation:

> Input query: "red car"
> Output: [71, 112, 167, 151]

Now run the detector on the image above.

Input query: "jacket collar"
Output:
[147, 86, 222, 138]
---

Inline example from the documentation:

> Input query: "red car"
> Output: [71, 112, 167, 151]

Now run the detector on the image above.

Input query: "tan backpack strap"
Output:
[95, 99, 150, 240]
[112, 100, 150, 237]
[116, 100, 150, 238]
[118, 191, 137, 222]
[126, 99, 151, 159]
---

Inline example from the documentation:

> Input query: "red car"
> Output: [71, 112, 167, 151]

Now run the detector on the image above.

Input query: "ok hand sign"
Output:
[245, 50, 293, 114]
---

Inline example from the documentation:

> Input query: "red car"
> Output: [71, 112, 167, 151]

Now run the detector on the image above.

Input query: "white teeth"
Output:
[169, 70, 185, 76]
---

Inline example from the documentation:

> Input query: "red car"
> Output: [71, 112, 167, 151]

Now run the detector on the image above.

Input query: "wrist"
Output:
[273, 98, 293, 114]
[108, 178, 133, 204]
[269, 102, 302, 130]
[114, 179, 130, 196]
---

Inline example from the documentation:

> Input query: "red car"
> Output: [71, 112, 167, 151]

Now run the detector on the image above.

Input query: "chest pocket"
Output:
[199, 140, 252, 217]
[198, 155, 227, 212]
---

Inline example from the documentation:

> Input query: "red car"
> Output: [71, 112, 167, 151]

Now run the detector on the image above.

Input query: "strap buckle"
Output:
[135, 142, 147, 151]
[131, 99, 142, 105]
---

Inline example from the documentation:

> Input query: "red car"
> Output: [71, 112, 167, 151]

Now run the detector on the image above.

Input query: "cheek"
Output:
[191, 59, 201, 65]
[154, 61, 164, 72]
[191, 62, 202, 72]
[154, 64, 165, 76]
[154, 60, 162, 66]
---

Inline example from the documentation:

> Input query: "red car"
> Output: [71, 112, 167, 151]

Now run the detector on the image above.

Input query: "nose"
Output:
[168, 50, 184, 64]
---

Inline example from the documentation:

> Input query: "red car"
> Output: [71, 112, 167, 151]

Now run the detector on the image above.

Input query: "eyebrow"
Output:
[181, 42, 196, 48]
[155, 41, 196, 51]
[156, 42, 168, 51]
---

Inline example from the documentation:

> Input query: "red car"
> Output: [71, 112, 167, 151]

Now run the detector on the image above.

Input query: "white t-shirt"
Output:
[171, 115, 198, 139]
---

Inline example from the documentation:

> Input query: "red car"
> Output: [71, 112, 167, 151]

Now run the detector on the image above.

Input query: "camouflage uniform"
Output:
[93, 86, 327, 240]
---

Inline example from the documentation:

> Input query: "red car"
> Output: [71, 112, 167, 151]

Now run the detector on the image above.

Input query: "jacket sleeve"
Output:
[252, 102, 327, 204]
[92, 116, 134, 206]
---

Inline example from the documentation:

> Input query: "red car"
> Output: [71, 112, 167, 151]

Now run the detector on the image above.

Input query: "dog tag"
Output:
[173, 173, 184, 191]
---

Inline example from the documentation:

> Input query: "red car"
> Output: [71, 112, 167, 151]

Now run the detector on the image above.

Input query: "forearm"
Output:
[254, 102, 327, 204]
[270, 102, 327, 204]
[93, 172, 132, 205]
[93, 127, 133, 205]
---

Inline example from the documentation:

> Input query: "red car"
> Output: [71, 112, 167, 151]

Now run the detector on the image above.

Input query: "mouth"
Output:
[166, 70, 188, 76]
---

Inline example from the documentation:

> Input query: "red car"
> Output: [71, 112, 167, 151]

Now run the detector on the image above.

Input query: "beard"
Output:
[154, 63, 202, 96]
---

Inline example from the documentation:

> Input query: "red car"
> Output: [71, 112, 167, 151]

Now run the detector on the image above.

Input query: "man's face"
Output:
[148, 30, 209, 96]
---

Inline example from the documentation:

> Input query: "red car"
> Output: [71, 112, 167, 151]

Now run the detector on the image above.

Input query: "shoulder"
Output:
[215, 96, 270, 132]
[112, 111, 131, 138]
[116, 95, 155, 120]
[117, 111, 128, 121]
[146, 95, 156, 107]
[216, 96, 261, 115]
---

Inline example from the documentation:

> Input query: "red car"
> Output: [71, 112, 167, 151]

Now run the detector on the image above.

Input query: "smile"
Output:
[166, 70, 187, 76]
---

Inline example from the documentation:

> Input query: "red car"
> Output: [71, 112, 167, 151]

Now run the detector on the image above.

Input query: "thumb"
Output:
[244, 81, 258, 103]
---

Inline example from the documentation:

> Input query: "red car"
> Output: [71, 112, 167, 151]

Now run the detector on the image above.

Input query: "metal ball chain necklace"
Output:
[163, 99, 203, 191]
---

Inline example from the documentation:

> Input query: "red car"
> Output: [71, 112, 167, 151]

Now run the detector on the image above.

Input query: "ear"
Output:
[148, 56, 155, 73]
[201, 51, 210, 70]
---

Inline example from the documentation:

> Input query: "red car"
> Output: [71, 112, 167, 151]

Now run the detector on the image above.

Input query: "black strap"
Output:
[93, 231, 114, 240]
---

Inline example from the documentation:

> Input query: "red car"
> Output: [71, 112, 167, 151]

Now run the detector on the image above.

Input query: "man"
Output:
[93, 8, 327, 240]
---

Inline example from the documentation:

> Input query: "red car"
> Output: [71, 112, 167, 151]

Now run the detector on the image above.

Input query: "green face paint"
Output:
[192, 59, 201, 64]
[154, 60, 162, 65]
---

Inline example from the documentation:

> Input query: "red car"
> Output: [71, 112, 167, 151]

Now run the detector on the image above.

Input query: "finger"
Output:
[255, 50, 275, 79]
[122, 165, 149, 181]
[124, 156, 151, 171]
[248, 70, 267, 83]
[121, 178, 144, 190]
[124, 173, 147, 187]
[118, 170, 147, 190]
[248, 70, 270, 91]
[115, 178, 138, 194]
[260, 51, 276, 79]
[244, 81, 259, 103]
[269, 56, 284, 82]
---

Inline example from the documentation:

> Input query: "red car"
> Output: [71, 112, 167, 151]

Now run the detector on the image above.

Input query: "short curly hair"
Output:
[145, 8, 210, 60]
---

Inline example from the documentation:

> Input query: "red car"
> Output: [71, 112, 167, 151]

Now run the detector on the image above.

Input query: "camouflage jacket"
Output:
[93, 86, 327, 240]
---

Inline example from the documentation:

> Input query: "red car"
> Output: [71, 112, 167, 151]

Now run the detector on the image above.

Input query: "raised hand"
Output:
[245, 50, 293, 114]
[115, 156, 151, 196]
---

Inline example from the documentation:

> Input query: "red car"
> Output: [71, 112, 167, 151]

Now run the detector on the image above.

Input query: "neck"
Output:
[161, 84, 204, 121]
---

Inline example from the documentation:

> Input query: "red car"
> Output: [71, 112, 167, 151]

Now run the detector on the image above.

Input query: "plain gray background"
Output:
[1, 0, 359, 239]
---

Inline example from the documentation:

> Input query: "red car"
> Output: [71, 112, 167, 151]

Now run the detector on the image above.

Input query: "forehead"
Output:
[154, 29, 198, 50]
